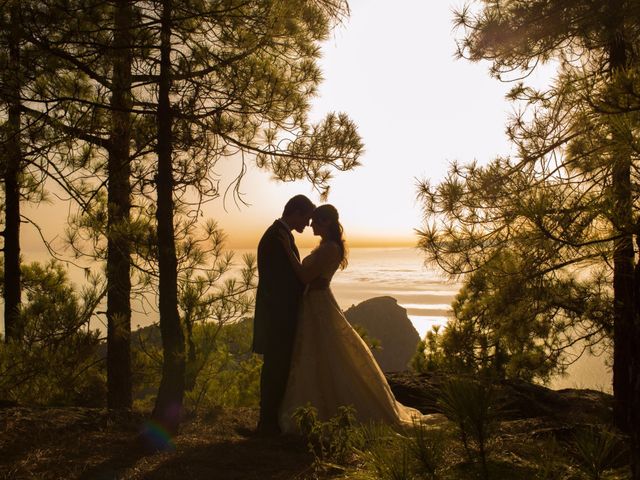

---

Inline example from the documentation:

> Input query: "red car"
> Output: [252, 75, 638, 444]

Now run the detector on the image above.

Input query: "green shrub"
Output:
[0, 260, 105, 406]
[132, 318, 261, 412]
[568, 425, 628, 480]
[408, 418, 446, 480]
[293, 404, 357, 468]
[352, 420, 449, 480]
[437, 377, 498, 479]
[411, 326, 446, 374]
[365, 438, 416, 480]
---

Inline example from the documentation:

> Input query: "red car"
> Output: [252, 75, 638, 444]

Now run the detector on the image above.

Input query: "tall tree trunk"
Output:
[607, 0, 634, 430]
[611, 132, 634, 433]
[106, 0, 133, 410]
[152, 0, 185, 435]
[606, 1, 639, 476]
[610, 124, 636, 456]
[3, 1, 23, 343]
[633, 235, 640, 480]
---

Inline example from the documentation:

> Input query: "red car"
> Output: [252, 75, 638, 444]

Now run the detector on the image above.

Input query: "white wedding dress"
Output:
[279, 247, 431, 433]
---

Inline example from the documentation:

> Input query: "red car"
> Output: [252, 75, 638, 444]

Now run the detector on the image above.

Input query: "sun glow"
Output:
[18, 1, 525, 255]
[197, 0, 520, 249]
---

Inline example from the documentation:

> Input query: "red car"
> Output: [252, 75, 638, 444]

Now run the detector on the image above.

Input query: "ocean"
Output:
[305, 247, 459, 338]
[292, 246, 612, 392]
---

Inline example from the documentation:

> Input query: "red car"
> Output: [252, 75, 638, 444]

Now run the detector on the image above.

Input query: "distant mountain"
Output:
[344, 296, 420, 372]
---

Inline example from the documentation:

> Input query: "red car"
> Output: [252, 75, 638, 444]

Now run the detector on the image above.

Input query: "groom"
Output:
[253, 194, 316, 435]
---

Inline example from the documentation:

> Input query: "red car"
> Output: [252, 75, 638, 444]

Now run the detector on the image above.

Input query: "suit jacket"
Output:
[252, 220, 304, 354]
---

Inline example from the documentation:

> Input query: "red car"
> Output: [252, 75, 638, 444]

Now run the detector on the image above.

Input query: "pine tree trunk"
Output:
[606, 2, 640, 476]
[106, 0, 133, 410]
[152, 0, 185, 435]
[607, 0, 634, 430]
[611, 135, 634, 432]
[610, 132, 637, 464]
[633, 235, 640, 480]
[3, 1, 22, 343]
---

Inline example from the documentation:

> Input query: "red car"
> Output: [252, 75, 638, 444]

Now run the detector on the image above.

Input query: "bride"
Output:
[277, 204, 431, 433]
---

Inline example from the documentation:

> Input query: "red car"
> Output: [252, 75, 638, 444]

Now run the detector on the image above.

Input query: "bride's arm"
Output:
[279, 235, 338, 284]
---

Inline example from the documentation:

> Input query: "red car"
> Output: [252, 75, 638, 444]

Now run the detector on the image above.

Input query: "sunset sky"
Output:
[204, 0, 519, 249]
[22, 1, 551, 255]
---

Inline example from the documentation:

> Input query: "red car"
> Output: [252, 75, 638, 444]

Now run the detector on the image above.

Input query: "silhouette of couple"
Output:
[253, 195, 426, 435]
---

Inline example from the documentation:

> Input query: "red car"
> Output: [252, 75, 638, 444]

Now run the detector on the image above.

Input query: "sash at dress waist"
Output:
[307, 277, 330, 291]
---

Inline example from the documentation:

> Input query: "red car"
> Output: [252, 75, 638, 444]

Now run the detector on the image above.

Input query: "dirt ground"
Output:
[0, 406, 315, 480]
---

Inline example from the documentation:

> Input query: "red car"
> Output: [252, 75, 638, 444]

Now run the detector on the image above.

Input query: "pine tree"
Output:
[106, 0, 134, 411]
[1, 0, 25, 342]
[19, 0, 138, 409]
[418, 1, 640, 473]
[151, 0, 185, 434]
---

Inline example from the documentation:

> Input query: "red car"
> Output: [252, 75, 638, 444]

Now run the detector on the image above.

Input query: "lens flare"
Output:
[140, 420, 175, 452]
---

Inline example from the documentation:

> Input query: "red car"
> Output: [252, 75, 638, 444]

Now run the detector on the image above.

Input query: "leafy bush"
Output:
[0, 260, 106, 406]
[352, 422, 409, 479]
[568, 425, 629, 480]
[185, 319, 262, 410]
[293, 404, 357, 468]
[437, 377, 498, 479]
[408, 418, 446, 480]
[350, 420, 449, 480]
[365, 438, 415, 480]
[353, 323, 381, 351]
[411, 325, 445, 373]
[131, 318, 261, 412]
[412, 252, 612, 384]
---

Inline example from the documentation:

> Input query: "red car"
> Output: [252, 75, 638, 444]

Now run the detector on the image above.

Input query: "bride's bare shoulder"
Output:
[315, 241, 340, 261]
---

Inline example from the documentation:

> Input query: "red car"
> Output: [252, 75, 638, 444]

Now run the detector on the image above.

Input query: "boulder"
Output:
[344, 296, 420, 372]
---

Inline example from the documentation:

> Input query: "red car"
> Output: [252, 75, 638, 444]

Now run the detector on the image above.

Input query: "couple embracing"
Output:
[252, 195, 426, 436]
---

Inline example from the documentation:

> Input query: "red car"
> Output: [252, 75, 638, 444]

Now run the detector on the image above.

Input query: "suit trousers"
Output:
[258, 320, 296, 429]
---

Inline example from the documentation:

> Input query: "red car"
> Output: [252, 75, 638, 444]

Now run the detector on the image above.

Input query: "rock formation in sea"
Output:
[344, 296, 420, 372]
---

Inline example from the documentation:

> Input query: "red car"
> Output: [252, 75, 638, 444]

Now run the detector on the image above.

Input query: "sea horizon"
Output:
[9, 245, 612, 392]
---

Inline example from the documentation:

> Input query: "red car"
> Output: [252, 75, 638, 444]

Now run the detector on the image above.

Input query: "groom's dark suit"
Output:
[253, 220, 304, 431]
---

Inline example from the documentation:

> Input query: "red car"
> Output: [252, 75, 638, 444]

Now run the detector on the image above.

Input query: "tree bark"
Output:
[633, 235, 640, 480]
[607, 0, 634, 429]
[3, 1, 23, 343]
[106, 0, 133, 410]
[606, 1, 639, 476]
[610, 125, 634, 433]
[152, 0, 185, 435]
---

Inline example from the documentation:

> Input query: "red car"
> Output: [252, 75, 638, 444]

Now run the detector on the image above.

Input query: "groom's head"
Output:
[282, 195, 316, 233]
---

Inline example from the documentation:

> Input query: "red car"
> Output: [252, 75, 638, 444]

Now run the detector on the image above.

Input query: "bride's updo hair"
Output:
[312, 204, 348, 270]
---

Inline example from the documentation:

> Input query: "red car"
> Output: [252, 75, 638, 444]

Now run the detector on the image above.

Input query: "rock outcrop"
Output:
[385, 371, 614, 426]
[344, 296, 420, 372]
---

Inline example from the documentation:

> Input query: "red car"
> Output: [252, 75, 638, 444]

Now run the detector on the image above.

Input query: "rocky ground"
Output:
[0, 373, 623, 480]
